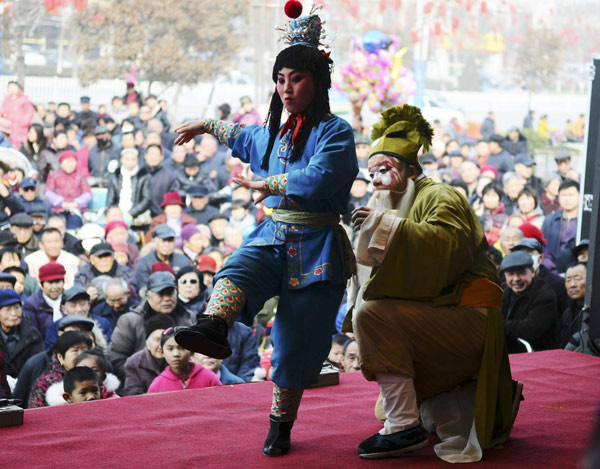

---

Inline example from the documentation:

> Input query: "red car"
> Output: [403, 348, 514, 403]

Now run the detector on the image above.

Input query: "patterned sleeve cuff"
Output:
[264, 173, 289, 196]
[203, 119, 246, 146]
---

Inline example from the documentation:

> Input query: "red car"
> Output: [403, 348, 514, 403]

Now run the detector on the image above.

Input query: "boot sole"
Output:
[358, 438, 429, 459]
[174, 329, 232, 359]
[511, 381, 524, 427]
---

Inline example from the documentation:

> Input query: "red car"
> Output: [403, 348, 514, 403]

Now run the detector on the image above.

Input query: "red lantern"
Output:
[480, 1, 488, 14]
[393, 0, 402, 11]
[424, 1, 433, 14]
[379, 0, 386, 14]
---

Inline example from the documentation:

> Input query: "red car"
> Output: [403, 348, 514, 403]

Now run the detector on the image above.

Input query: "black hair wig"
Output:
[261, 45, 333, 171]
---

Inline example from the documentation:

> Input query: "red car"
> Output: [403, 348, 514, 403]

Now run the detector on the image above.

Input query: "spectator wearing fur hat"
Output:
[44, 150, 91, 230]
[122, 314, 173, 396]
[145, 192, 197, 247]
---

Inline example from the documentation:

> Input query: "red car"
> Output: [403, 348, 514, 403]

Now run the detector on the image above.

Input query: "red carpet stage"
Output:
[2, 350, 599, 468]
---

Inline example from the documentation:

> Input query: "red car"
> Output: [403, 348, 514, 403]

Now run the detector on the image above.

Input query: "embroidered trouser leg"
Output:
[205, 277, 246, 326]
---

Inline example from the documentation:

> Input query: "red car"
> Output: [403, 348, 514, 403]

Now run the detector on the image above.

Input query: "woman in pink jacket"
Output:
[148, 327, 221, 393]
[0, 81, 35, 148]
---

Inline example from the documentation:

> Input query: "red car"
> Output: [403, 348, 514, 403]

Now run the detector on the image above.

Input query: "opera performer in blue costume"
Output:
[173, 2, 358, 457]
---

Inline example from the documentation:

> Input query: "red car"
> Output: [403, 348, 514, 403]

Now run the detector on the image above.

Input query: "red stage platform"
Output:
[2, 350, 599, 468]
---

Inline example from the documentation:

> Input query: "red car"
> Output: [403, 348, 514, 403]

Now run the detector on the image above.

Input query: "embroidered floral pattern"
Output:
[289, 277, 299, 287]
[206, 277, 246, 325]
[314, 267, 323, 275]
[287, 247, 297, 257]
[265, 173, 289, 196]
[271, 383, 303, 420]
[203, 119, 246, 145]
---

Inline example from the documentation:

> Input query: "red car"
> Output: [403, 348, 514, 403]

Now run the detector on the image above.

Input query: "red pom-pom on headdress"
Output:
[284, 0, 303, 19]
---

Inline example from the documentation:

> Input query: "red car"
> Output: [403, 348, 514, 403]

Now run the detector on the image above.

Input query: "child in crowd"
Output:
[61, 366, 102, 404]
[75, 349, 121, 399]
[147, 327, 221, 393]
[326, 333, 352, 371]
[28, 330, 93, 408]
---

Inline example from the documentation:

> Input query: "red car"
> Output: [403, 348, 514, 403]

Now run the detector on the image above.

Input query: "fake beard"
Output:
[366, 177, 416, 218]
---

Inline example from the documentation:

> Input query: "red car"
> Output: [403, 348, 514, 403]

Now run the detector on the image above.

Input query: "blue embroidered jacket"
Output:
[226, 116, 358, 289]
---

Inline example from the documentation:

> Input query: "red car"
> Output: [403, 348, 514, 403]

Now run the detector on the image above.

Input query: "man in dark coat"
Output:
[503, 127, 528, 156]
[144, 144, 180, 217]
[22, 262, 65, 339]
[74, 242, 136, 292]
[185, 184, 220, 225]
[511, 238, 568, 314]
[500, 251, 558, 353]
[0, 288, 43, 379]
[486, 134, 514, 180]
[17, 177, 53, 219]
[557, 262, 587, 349]
[91, 277, 140, 330]
[109, 272, 193, 380]
[135, 225, 192, 290]
[480, 111, 495, 140]
[106, 148, 153, 222]
[87, 125, 120, 183]
[74, 96, 98, 129]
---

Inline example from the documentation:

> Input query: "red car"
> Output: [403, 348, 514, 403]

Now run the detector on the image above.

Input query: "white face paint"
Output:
[367, 155, 407, 192]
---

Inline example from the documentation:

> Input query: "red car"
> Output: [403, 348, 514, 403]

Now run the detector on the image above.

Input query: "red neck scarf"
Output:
[279, 113, 306, 147]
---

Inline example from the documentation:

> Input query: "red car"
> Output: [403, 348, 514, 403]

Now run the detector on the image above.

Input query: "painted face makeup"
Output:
[276, 67, 317, 114]
[367, 155, 407, 191]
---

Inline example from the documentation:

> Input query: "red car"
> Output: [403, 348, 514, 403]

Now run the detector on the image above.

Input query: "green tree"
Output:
[513, 28, 565, 110]
[0, 0, 49, 85]
[71, 0, 248, 92]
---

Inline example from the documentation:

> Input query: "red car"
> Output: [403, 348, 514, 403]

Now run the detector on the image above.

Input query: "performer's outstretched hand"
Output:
[174, 120, 206, 145]
[351, 206, 373, 231]
[232, 175, 268, 205]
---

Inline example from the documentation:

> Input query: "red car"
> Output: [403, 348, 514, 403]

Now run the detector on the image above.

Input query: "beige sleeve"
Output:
[356, 210, 403, 267]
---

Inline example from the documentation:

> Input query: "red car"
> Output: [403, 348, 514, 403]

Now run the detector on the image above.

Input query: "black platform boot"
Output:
[174, 315, 232, 359]
[263, 415, 294, 457]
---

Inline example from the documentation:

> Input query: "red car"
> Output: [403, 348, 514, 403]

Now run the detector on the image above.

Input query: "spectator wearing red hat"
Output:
[195, 254, 217, 290]
[145, 192, 197, 247]
[22, 262, 66, 339]
[44, 150, 91, 230]
[105, 219, 140, 268]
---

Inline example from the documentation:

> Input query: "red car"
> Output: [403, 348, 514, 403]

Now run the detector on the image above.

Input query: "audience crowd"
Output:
[0, 81, 592, 408]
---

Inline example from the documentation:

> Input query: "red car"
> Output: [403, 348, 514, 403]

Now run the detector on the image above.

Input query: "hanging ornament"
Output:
[452, 17, 460, 32]
[424, 1, 434, 14]
[480, 1, 488, 15]
[284, 0, 303, 19]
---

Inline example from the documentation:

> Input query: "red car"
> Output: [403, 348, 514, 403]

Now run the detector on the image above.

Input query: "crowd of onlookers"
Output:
[0, 79, 592, 408]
